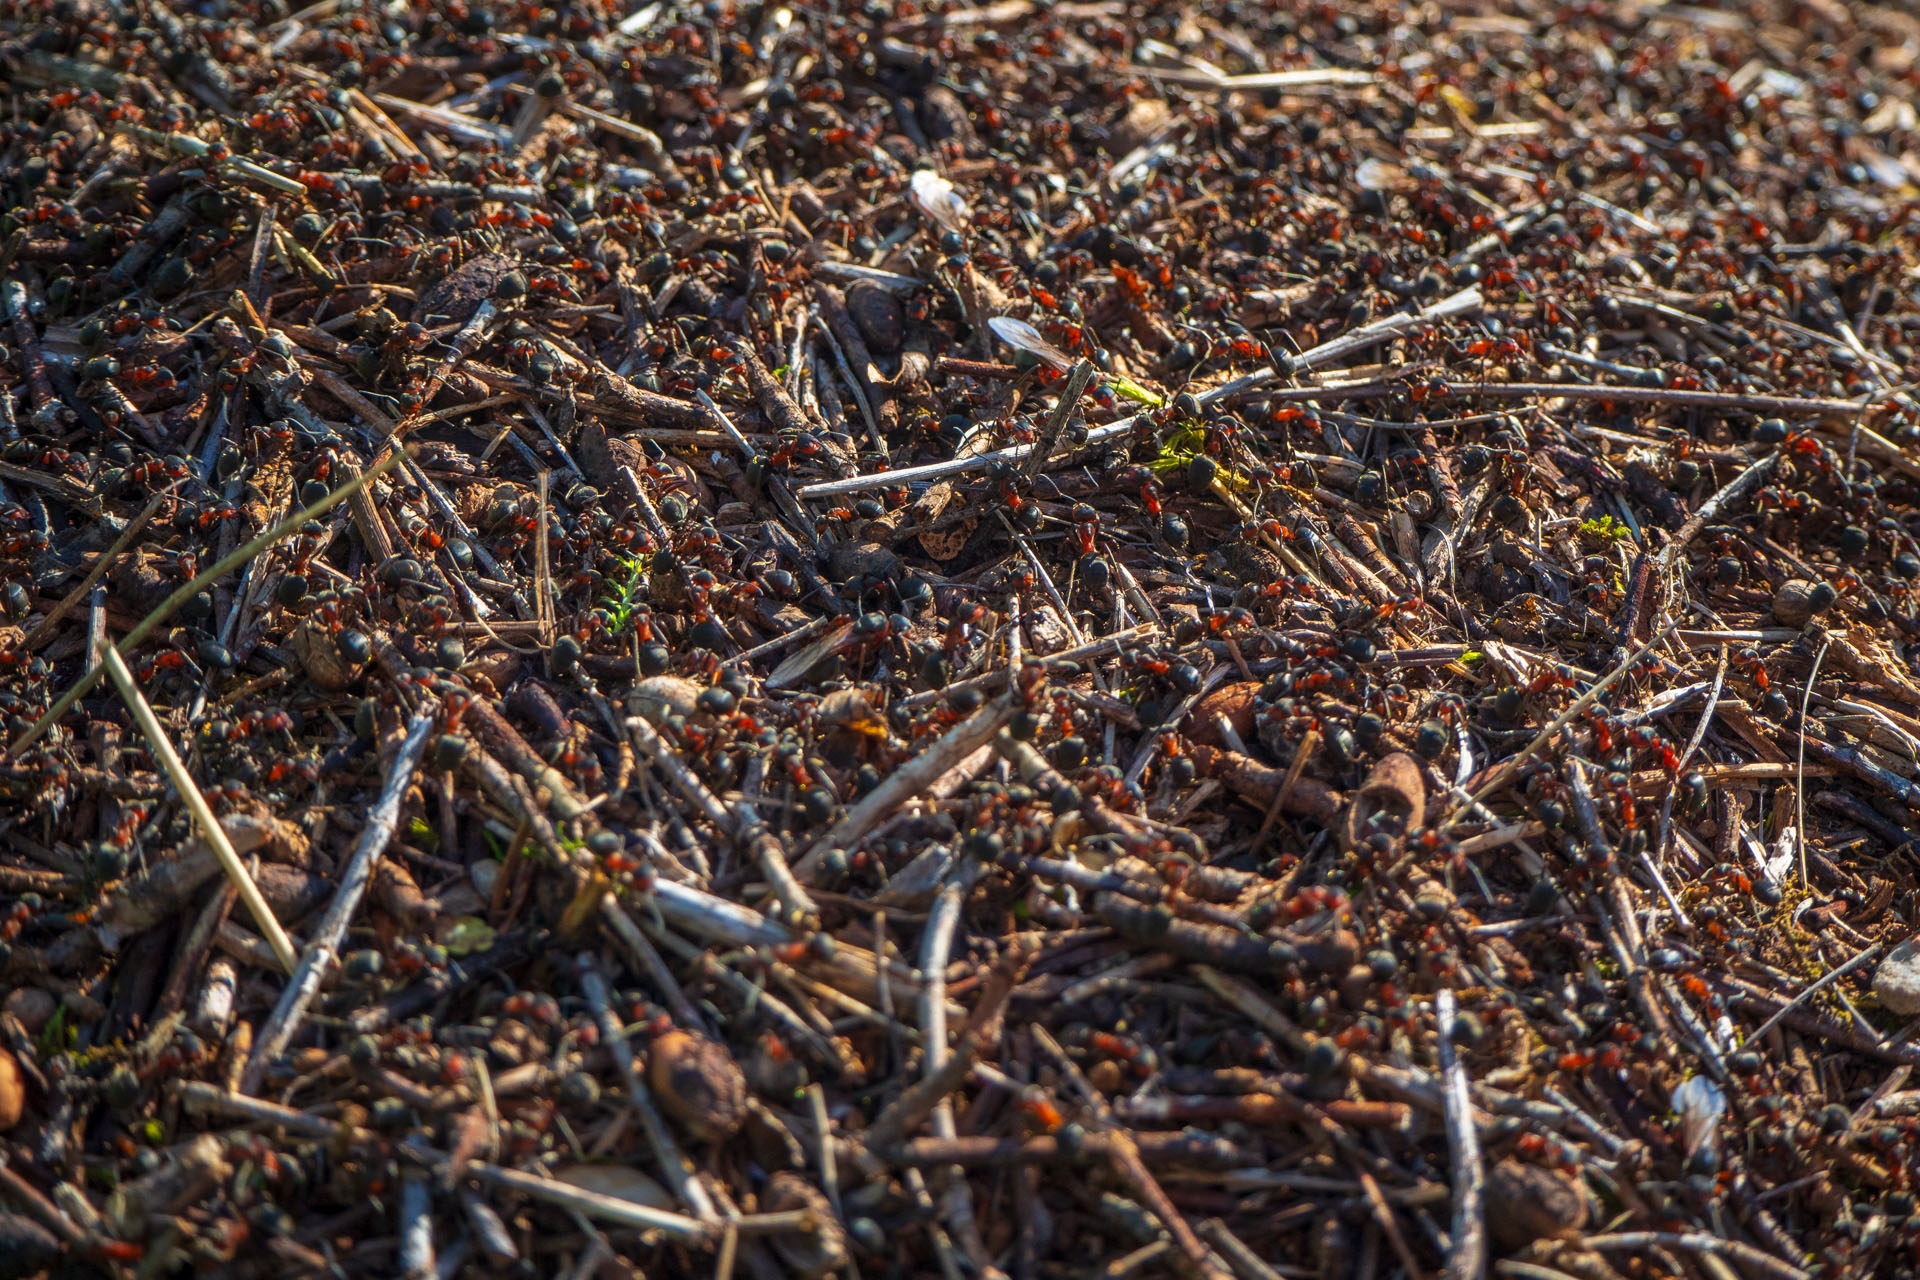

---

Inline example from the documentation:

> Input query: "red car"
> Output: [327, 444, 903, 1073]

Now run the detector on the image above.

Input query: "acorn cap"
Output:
[763, 1171, 849, 1278]
[648, 1029, 747, 1142]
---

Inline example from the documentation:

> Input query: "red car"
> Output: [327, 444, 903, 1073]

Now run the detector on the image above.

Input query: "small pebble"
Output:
[1874, 937, 1920, 1016]
[469, 859, 501, 901]
[628, 675, 703, 727]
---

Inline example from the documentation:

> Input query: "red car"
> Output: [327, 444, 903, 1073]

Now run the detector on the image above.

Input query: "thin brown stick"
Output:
[22, 487, 174, 651]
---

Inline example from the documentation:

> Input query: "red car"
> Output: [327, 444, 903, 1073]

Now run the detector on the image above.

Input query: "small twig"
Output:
[22, 487, 174, 651]
[1237, 380, 1869, 421]
[535, 470, 556, 645]
[178, 1079, 375, 1142]
[1794, 638, 1831, 888]
[600, 896, 709, 1032]
[862, 1023, 987, 1157]
[995, 512, 1088, 648]
[646, 921, 847, 1071]
[1031, 1025, 1229, 1280]
[1251, 725, 1318, 859]
[1196, 1220, 1288, 1280]
[650, 877, 795, 949]
[156, 877, 240, 1021]
[465, 1162, 711, 1244]
[241, 710, 437, 1091]
[1130, 63, 1374, 90]
[743, 808, 819, 926]
[1580, 1232, 1809, 1280]
[896, 625, 1154, 710]
[1741, 942, 1883, 1049]
[792, 695, 1016, 881]
[626, 712, 736, 834]
[1435, 988, 1486, 1280]
[1201, 286, 1485, 406]
[807, 1083, 843, 1225]
[878, 1130, 1244, 1168]
[1660, 451, 1780, 575]
[1653, 646, 1725, 916]
[1714, 975, 1920, 1065]
[398, 1157, 436, 1280]
[115, 122, 309, 194]
[799, 290, 1480, 500]
[576, 954, 720, 1224]
[0, 1155, 92, 1249]
[1438, 623, 1675, 831]
[865, 940, 1032, 1155]
[918, 874, 991, 1271]
[1022, 358, 1094, 480]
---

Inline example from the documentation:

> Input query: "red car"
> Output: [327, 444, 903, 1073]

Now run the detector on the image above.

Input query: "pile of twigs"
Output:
[6, 0, 1920, 1276]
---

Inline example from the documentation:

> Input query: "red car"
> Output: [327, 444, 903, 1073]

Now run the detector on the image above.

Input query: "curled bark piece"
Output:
[413, 252, 513, 327]
[374, 857, 435, 925]
[95, 813, 295, 946]
[291, 618, 365, 689]
[252, 863, 332, 927]
[1189, 743, 1343, 824]
[1340, 752, 1427, 858]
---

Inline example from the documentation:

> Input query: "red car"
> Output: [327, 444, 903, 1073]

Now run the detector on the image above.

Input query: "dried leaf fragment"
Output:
[1485, 1160, 1587, 1252]
[291, 618, 365, 690]
[1187, 682, 1258, 749]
